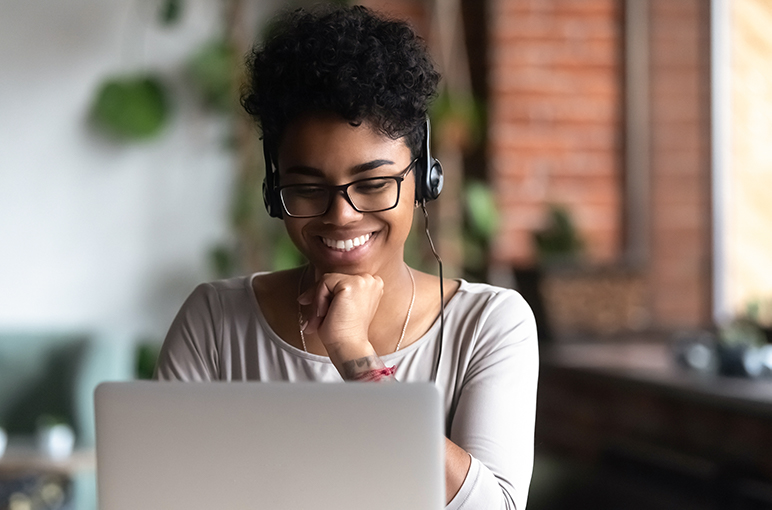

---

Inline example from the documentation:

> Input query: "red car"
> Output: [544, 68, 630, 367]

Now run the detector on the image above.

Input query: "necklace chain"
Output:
[297, 265, 416, 354]
[297, 265, 309, 353]
[395, 267, 415, 352]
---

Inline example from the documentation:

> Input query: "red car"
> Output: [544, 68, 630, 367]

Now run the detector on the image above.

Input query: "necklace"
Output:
[297, 265, 309, 353]
[297, 265, 416, 353]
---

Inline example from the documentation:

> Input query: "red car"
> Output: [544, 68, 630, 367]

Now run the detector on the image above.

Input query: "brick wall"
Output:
[488, 0, 712, 330]
[488, 0, 624, 266]
[359, 0, 714, 331]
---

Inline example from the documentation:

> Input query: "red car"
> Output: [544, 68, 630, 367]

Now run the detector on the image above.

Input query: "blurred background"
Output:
[1, 0, 771, 508]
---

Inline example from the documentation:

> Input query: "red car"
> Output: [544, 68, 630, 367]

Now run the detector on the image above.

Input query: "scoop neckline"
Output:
[246, 271, 468, 363]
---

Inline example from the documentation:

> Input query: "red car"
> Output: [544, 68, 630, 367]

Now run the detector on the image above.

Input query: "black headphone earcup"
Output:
[262, 141, 283, 219]
[416, 117, 442, 202]
[262, 177, 283, 219]
[426, 158, 443, 200]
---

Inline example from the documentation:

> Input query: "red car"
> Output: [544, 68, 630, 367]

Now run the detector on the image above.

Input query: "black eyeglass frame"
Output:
[276, 158, 419, 218]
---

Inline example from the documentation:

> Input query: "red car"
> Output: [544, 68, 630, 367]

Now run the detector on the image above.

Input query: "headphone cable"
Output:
[421, 201, 444, 382]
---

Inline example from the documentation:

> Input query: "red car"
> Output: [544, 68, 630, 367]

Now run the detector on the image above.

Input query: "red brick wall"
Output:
[488, 0, 624, 266]
[357, 0, 714, 331]
[648, 0, 712, 328]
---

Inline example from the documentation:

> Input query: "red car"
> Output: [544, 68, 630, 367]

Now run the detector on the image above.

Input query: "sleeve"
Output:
[446, 290, 539, 510]
[153, 283, 223, 381]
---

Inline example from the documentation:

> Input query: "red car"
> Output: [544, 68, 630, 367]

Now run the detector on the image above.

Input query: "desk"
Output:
[538, 343, 772, 482]
[0, 445, 95, 476]
[0, 441, 96, 510]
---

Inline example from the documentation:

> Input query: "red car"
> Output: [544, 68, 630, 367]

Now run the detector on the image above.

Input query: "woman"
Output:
[155, 5, 538, 509]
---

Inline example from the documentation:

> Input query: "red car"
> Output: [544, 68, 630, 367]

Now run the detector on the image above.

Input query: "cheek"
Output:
[391, 196, 416, 238]
[283, 219, 308, 250]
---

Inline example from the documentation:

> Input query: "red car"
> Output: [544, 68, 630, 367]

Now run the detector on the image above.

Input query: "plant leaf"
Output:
[91, 75, 170, 140]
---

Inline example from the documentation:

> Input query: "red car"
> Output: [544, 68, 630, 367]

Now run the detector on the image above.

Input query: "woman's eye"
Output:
[353, 180, 390, 194]
[293, 186, 326, 199]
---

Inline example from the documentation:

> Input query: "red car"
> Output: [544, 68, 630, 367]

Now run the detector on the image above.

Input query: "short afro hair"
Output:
[241, 5, 441, 160]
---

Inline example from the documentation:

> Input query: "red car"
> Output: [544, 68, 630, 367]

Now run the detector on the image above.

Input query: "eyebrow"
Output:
[283, 159, 395, 177]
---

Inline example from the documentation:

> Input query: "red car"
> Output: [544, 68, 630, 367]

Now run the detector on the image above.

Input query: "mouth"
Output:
[320, 232, 373, 252]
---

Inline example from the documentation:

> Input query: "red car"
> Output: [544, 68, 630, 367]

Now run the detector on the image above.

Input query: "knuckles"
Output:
[323, 273, 383, 295]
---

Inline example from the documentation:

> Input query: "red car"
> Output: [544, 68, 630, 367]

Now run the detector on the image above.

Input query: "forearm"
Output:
[445, 437, 472, 504]
[331, 347, 470, 504]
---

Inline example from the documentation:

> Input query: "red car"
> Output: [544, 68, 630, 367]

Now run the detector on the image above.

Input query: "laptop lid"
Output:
[95, 381, 443, 510]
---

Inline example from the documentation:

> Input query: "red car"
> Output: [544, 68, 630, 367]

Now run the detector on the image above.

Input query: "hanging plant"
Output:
[91, 75, 170, 140]
[430, 89, 485, 153]
[463, 180, 499, 280]
[159, 0, 184, 26]
[465, 180, 499, 241]
[186, 38, 237, 112]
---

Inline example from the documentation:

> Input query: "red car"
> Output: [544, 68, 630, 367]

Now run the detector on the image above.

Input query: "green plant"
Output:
[159, 0, 184, 26]
[91, 75, 170, 140]
[136, 342, 163, 380]
[186, 38, 237, 112]
[533, 204, 583, 264]
[36, 414, 70, 428]
[719, 318, 766, 348]
[430, 90, 485, 151]
[463, 180, 499, 280]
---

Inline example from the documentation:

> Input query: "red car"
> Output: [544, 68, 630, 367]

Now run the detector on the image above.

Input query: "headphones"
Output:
[262, 117, 444, 219]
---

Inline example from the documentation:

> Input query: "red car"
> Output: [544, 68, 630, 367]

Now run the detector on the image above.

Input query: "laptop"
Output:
[94, 381, 444, 510]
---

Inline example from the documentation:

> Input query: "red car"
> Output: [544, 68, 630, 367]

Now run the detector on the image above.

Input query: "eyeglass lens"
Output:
[280, 177, 401, 217]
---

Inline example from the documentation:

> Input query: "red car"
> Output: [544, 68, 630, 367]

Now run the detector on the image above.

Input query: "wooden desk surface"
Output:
[0, 441, 95, 475]
[543, 342, 772, 417]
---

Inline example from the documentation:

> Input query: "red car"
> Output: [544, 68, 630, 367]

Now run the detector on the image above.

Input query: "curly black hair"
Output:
[241, 5, 440, 161]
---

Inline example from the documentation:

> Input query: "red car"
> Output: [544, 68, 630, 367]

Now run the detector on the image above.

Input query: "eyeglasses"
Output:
[277, 159, 418, 218]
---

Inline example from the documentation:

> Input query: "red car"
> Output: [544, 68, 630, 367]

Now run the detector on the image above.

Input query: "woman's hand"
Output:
[297, 272, 384, 356]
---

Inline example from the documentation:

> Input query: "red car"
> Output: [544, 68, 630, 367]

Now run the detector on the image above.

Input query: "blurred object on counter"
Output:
[35, 417, 75, 461]
[672, 315, 772, 379]
[717, 318, 769, 378]
[0, 427, 6, 459]
[672, 330, 717, 373]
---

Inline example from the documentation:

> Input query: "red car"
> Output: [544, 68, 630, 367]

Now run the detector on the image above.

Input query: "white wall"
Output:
[0, 0, 266, 341]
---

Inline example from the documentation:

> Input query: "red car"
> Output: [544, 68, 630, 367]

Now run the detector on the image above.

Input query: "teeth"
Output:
[322, 233, 371, 252]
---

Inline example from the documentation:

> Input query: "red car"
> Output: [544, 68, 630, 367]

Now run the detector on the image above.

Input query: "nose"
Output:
[323, 189, 363, 225]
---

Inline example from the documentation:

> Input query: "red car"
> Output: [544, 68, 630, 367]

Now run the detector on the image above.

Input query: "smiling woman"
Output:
[154, 5, 538, 509]
[277, 115, 416, 279]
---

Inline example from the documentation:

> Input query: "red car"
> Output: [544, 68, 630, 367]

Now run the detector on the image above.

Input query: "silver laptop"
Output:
[95, 381, 443, 510]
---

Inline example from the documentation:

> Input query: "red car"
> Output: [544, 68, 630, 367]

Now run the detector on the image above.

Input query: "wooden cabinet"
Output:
[537, 344, 772, 508]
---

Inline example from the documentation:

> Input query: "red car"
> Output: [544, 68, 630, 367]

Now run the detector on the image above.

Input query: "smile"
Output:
[320, 233, 372, 252]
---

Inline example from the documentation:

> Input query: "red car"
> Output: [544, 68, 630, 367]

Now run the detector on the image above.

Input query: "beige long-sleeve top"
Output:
[155, 274, 539, 509]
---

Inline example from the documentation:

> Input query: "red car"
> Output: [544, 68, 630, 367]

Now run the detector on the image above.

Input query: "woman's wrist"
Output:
[349, 364, 397, 382]
[324, 337, 397, 382]
[341, 354, 392, 381]
[327, 343, 396, 382]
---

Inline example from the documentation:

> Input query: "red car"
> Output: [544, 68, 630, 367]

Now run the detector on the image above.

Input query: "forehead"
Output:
[276, 114, 411, 175]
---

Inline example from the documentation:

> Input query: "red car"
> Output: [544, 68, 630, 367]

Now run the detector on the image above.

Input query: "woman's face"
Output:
[276, 114, 416, 277]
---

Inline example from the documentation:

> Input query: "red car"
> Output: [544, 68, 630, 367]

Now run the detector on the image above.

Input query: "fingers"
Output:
[315, 281, 334, 318]
[303, 281, 333, 335]
[298, 277, 333, 335]
[296, 272, 383, 340]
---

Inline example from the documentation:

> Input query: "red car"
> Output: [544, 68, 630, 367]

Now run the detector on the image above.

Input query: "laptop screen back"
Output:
[95, 381, 443, 510]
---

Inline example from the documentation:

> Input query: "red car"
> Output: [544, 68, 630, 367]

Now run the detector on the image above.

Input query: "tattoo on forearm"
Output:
[342, 355, 383, 378]
[342, 355, 395, 381]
